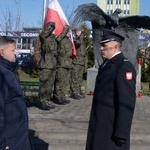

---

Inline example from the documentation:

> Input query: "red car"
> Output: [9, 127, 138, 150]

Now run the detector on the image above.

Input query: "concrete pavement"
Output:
[28, 95, 150, 150]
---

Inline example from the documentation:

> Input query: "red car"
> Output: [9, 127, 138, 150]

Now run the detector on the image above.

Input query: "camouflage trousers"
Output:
[53, 67, 71, 99]
[39, 68, 56, 102]
[70, 64, 84, 94]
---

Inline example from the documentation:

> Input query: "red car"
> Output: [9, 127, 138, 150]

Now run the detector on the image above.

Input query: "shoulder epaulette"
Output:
[123, 58, 129, 62]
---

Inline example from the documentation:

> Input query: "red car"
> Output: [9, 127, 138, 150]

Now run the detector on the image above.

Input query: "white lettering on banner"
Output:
[0, 31, 39, 37]
[0, 32, 6, 36]
[21, 33, 39, 37]
[7, 32, 14, 37]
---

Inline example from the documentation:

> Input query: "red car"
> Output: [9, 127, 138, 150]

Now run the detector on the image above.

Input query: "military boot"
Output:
[52, 97, 66, 105]
[77, 94, 86, 99]
[70, 94, 81, 100]
[39, 101, 55, 111]
[62, 98, 70, 104]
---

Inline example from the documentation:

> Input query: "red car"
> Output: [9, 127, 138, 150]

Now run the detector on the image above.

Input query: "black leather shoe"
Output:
[63, 98, 70, 104]
[70, 94, 81, 100]
[52, 98, 66, 105]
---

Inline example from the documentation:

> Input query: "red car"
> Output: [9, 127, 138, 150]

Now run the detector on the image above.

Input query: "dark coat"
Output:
[86, 53, 136, 150]
[0, 57, 31, 150]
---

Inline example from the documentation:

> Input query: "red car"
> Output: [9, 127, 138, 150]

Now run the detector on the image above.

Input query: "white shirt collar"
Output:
[110, 51, 121, 59]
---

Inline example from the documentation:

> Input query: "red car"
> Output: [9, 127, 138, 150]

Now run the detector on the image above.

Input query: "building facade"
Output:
[0, 27, 42, 54]
[97, 0, 140, 16]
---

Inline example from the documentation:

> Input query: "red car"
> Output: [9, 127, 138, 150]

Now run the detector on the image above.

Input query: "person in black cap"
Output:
[86, 29, 136, 150]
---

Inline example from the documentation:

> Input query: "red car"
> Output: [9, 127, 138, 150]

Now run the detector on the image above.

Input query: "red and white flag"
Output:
[44, 0, 76, 58]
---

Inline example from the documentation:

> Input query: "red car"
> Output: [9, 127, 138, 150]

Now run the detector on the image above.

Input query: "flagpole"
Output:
[42, 0, 47, 26]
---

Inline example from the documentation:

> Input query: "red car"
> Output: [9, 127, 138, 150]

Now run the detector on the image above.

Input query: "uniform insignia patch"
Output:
[126, 72, 133, 80]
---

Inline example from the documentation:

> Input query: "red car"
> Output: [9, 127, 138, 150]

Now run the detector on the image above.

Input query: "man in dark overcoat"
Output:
[86, 29, 136, 150]
[0, 36, 32, 150]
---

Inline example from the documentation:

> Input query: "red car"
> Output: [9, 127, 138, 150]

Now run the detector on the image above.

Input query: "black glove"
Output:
[112, 136, 126, 147]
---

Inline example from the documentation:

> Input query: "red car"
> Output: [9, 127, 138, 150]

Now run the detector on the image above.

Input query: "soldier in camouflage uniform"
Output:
[53, 25, 72, 105]
[38, 22, 57, 110]
[70, 28, 87, 100]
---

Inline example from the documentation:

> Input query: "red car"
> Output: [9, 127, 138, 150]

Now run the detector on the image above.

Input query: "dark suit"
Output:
[86, 53, 136, 150]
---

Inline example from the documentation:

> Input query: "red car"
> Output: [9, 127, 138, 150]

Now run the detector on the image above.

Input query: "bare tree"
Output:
[61, 1, 77, 28]
[0, 4, 22, 31]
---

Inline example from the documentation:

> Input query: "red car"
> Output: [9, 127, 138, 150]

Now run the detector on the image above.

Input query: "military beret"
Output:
[100, 29, 125, 44]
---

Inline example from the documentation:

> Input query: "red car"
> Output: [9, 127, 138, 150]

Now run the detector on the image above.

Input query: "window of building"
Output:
[107, 10, 113, 14]
[127, 10, 130, 14]
[116, 0, 118, 4]
[124, 0, 130, 4]
[107, 0, 113, 4]
[124, 10, 127, 14]
[119, 0, 121, 4]
[22, 38, 31, 49]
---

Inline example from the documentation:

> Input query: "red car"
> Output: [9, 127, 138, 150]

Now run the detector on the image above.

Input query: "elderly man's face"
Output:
[100, 41, 119, 59]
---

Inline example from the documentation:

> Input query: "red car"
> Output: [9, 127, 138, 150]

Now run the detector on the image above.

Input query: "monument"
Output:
[74, 3, 150, 94]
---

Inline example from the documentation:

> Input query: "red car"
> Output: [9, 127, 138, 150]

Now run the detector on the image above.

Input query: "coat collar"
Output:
[0, 57, 18, 73]
[109, 53, 124, 64]
[99, 53, 124, 73]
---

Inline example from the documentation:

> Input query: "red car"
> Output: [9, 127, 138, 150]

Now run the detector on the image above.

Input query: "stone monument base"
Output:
[86, 67, 98, 95]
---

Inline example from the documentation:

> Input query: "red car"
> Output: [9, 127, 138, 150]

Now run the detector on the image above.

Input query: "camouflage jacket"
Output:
[56, 29, 72, 68]
[38, 28, 58, 69]
[73, 34, 87, 65]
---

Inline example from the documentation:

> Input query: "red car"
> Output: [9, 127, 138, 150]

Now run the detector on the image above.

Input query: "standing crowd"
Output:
[34, 22, 88, 110]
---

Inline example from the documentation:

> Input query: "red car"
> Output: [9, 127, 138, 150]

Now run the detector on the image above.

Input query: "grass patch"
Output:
[18, 69, 150, 96]
[18, 68, 39, 82]
[141, 82, 150, 96]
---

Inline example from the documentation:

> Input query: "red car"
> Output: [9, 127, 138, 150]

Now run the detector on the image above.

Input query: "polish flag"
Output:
[44, 0, 76, 58]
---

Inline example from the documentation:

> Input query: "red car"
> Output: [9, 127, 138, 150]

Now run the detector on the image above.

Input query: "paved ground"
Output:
[28, 95, 150, 150]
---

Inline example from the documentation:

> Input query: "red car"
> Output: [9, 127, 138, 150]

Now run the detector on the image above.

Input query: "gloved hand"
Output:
[64, 25, 70, 33]
[47, 22, 55, 30]
[112, 136, 126, 147]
